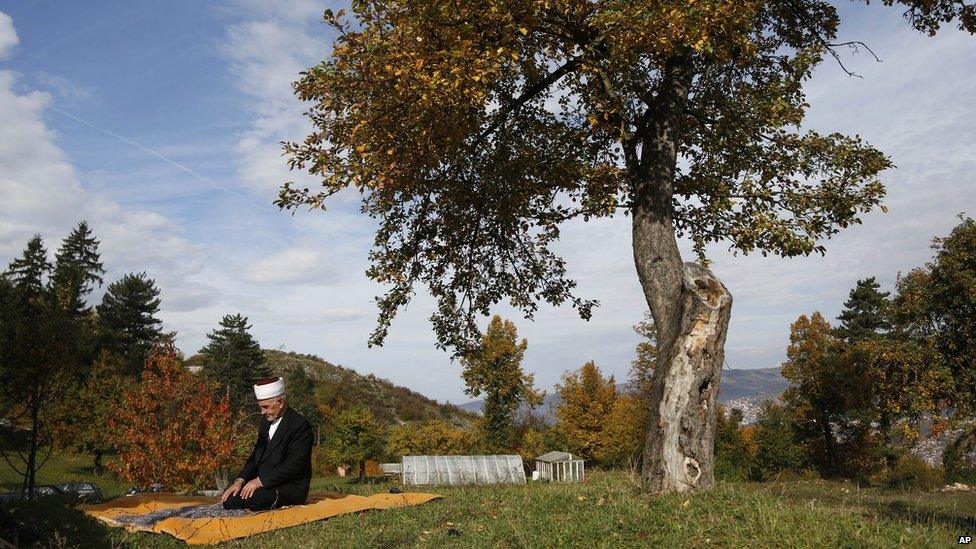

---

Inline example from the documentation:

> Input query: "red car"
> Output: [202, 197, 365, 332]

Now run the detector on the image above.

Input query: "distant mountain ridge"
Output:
[459, 366, 789, 422]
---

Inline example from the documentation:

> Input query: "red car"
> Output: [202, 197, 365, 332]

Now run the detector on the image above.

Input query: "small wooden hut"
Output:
[534, 451, 585, 482]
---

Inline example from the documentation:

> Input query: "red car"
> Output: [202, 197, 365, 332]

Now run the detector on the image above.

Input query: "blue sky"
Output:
[1, 2, 974, 403]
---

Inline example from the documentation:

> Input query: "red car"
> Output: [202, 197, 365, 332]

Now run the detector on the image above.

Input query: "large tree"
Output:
[460, 315, 543, 451]
[0, 236, 80, 499]
[780, 312, 865, 476]
[198, 314, 271, 414]
[97, 272, 163, 375]
[925, 216, 976, 417]
[279, 0, 974, 492]
[326, 407, 385, 481]
[889, 216, 976, 469]
[554, 361, 618, 462]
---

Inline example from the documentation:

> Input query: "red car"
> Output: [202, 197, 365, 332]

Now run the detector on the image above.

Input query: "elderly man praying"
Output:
[220, 377, 314, 511]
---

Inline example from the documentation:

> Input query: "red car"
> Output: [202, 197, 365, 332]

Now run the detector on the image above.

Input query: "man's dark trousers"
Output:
[223, 407, 314, 511]
[222, 487, 295, 511]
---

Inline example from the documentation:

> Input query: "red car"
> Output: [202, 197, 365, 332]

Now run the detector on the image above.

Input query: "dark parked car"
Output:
[0, 485, 67, 502]
[55, 482, 103, 502]
[124, 483, 163, 496]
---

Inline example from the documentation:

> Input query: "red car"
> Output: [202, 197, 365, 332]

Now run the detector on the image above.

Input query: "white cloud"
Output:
[0, 70, 85, 256]
[33, 71, 93, 102]
[0, 11, 17, 59]
[220, 4, 335, 196]
[243, 246, 335, 284]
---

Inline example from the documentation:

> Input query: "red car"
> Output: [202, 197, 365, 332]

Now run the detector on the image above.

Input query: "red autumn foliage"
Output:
[108, 341, 244, 491]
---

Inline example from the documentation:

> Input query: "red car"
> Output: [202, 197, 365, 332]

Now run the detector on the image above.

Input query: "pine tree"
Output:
[4, 235, 52, 299]
[52, 221, 105, 316]
[97, 272, 163, 375]
[198, 314, 270, 414]
[835, 277, 891, 343]
[460, 315, 543, 452]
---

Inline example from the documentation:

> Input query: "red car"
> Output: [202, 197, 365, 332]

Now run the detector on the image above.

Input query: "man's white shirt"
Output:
[268, 416, 283, 441]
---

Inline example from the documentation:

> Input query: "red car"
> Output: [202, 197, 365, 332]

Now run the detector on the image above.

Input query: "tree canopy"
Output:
[272, 0, 968, 353]
[460, 315, 543, 450]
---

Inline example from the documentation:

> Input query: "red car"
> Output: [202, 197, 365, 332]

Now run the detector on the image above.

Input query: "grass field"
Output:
[2, 453, 975, 547]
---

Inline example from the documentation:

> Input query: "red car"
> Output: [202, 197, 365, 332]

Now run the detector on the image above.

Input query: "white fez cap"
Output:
[254, 377, 285, 400]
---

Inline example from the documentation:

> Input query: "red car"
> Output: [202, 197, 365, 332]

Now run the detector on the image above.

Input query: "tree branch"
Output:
[476, 57, 583, 144]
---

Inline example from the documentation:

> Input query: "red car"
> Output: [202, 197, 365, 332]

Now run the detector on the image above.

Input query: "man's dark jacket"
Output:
[237, 407, 314, 504]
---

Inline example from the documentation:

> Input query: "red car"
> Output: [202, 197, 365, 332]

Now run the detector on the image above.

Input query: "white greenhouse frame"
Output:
[401, 455, 526, 486]
[534, 451, 585, 483]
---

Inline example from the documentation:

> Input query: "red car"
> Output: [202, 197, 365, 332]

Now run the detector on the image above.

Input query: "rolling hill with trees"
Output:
[239, 350, 476, 427]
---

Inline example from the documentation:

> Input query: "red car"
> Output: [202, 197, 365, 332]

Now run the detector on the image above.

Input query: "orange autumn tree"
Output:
[109, 341, 244, 492]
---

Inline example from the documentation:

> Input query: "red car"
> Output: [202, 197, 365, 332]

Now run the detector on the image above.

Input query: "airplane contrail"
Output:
[49, 106, 271, 212]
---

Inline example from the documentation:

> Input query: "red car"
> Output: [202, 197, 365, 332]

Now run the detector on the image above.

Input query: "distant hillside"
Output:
[188, 350, 477, 426]
[460, 367, 789, 422]
[263, 350, 477, 426]
[716, 367, 789, 401]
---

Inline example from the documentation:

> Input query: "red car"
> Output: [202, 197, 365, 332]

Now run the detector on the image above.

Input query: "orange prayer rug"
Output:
[79, 491, 442, 545]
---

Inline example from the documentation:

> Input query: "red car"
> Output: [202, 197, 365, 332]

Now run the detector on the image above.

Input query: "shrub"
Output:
[311, 446, 335, 477]
[714, 406, 753, 481]
[752, 401, 807, 481]
[387, 419, 479, 456]
[943, 427, 976, 484]
[888, 454, 945, 491]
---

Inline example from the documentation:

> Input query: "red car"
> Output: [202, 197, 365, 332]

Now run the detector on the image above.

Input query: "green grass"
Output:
[0, 449, 130, 497]
[2, 453, 974, 548]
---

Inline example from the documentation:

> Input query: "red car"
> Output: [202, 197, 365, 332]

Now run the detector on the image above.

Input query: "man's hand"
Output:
[220, 479, 244, 503]
[240, 477, 263, 499]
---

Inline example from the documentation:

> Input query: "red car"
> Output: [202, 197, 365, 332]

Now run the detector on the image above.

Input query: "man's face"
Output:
[258, 396, 285, 422]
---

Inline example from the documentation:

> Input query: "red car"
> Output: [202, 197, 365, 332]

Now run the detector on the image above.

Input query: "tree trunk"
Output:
[631, 52, 733, 492]
[93, 451, 104, 476]
[819, 412, 837, 476]
[639, 264, 732, 492]
[26, 397, 39, 501]
[358, 459, 366, 481]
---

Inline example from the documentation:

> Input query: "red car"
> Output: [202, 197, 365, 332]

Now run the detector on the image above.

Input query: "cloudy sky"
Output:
[1, 2, 973, 404]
